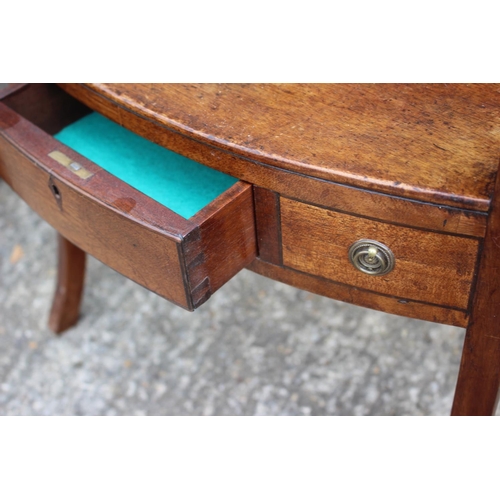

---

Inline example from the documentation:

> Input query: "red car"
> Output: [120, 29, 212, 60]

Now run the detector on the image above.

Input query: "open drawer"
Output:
[0, 84, 256, 310]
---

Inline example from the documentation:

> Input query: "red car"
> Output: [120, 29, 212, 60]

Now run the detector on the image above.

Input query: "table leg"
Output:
[451, 169, 500, 416]
[452, 326, 500, 415]
[48, 233, 86, 334]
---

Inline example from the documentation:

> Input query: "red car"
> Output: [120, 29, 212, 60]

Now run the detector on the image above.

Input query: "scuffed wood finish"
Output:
[253, 187, 282, 265]
[0, 92, 256, 312]
[247, 259, 468, 328]
[452, 168, 500, 415]
[48, 234, 86, 334]
[61, 83, 500, 212]
[281, 198, 479, 310]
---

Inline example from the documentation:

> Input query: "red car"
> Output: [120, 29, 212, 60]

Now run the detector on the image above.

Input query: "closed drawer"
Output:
[280, 197, 480, 310]
[0, 84, 256, 310]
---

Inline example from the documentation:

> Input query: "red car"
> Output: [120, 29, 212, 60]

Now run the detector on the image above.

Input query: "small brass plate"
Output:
[48, 150, 94, 180]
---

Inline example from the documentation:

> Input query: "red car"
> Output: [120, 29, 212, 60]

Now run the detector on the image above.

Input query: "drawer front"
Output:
[0, 133, 187, 306]
[280, 198, 480, 310]
[0, 86, 256, 310]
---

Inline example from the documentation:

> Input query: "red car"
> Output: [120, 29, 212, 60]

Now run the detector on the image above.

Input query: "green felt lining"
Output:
[54, 112, 237, 219]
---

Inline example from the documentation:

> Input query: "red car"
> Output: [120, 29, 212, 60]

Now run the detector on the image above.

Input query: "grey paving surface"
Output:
[2, 179, 487, 416]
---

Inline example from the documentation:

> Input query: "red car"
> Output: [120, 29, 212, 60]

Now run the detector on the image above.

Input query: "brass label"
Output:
[48, 150, 94, 180]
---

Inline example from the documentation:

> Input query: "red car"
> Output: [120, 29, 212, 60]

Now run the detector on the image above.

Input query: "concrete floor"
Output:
[1, 178, 485, 416]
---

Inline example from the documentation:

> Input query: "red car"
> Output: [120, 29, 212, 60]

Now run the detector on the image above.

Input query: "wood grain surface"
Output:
[280, 198, 479, 310]
[60, 83, 500, 212]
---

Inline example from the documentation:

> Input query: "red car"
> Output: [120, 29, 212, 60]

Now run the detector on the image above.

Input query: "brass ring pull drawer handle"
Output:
[348, 239, 395, 276]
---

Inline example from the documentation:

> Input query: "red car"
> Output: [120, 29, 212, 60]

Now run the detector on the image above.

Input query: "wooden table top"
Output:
[62, 83, 500, 212]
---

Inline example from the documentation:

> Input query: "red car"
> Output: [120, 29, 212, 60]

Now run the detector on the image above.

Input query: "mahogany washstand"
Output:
[1, 83, 499, 415]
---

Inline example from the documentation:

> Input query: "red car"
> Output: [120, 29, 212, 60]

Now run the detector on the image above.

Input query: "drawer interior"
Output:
[55, 112, 237, 219]
[4, 84, 237, 219]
